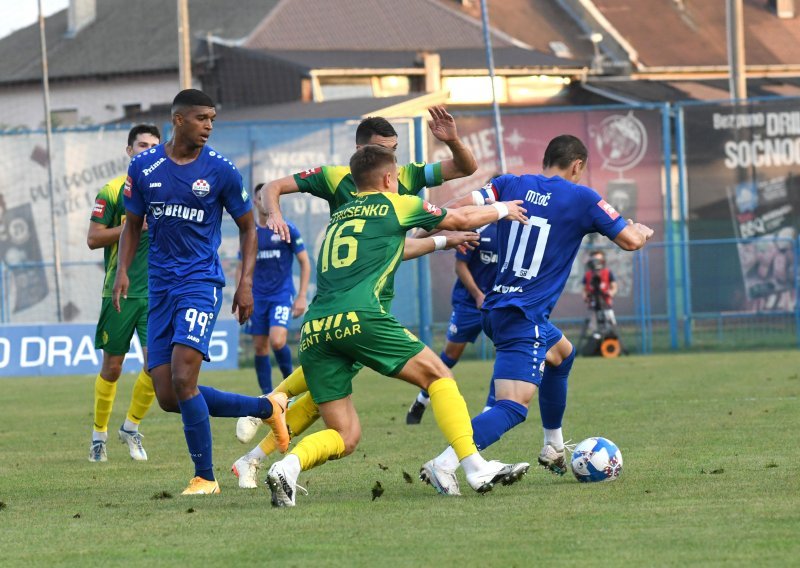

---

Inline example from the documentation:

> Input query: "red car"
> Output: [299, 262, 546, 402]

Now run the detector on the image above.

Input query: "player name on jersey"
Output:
[330, 203, 390, 223]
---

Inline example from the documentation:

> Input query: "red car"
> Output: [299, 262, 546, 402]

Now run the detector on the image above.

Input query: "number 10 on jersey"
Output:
[501, 216, 551, 279]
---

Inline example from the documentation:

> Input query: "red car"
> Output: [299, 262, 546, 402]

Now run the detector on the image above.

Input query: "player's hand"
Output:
[440, 230, 480, 254]
[232, 285, 254, 324]
[141, 216, 148, 231]
[112, 272, 129, 313]
[427, 106, 458, 143]
[475, 292, 485, 310]
[628, 219, 654, 241]
[266, 210, 291, 242]
[502, 200, 528, 223]
[292, 297, 307, 318]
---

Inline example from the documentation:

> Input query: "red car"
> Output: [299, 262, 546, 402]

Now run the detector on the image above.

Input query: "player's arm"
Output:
[436, 201, 527, 231]
[111, 210, 143, 311]
[402, 231, 479, 260]
[261, 175, 300, 242]
[455, 259, 485, 309]
[87, 221, 123, 249]
[231, 211, 257, 324]
[613, 220, 654, 251]
[292, 250, 311, 318]
[427, 106, 478, 181]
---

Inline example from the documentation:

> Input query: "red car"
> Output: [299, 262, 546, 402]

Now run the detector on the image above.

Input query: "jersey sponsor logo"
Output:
[149, 182, 162, 188]
[123, 176, 132, 197]
[150, 201, 165, 219]
[423, 201, 441, 216]
[492, 284, 524, 294]
[479, 250, 498, 265]
[257, 250, 282, 260]
[92, 199, 107, 217]
[298, 166, 321, 179]
[142, 157, 166, 176]
[160, 204, 205, 223]
[192, 179, 211, 197]
[597, 199, 620, 220]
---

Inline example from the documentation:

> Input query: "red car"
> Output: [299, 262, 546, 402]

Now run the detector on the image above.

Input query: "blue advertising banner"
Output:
[0, 320, 239, 377]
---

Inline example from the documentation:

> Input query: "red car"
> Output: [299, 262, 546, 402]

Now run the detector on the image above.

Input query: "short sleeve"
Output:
[392, 195, 447, 232]
[123, 163, 146, 217]
[223, 167, 252, 220]
[473, 175, 512, 204]
[90, 181, 119, 225]
[582, 187, 628, 240]
[288, 223, 306, 254]
[293, 165, 353, 207]
[398, 162, 442, 195]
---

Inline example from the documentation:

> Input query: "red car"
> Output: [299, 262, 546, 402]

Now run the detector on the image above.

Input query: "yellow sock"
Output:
[257, 391, 320, 456]
[427, 377, 478, 460]
[273, 366, 308, 397]
[289, 429, 345, 471]
[126, 370, 155, 425]
[93, 374, 118, 432]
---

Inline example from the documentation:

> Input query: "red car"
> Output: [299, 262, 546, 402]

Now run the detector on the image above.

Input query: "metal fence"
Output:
[2, 97, 799, 358]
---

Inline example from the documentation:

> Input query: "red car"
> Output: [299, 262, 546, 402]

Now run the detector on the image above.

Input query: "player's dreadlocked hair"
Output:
[350, 145, 397, 190]
[543, 134, 588, 170]
[171, 89, 215, 114]
[355, 117, 398, 145]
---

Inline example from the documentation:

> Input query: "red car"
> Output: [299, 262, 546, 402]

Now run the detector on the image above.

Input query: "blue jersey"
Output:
[252, 222, 305, 299]
[124, 144, 252, 293]
[451, 223, 498, 310]
[480, 174, 627, 318]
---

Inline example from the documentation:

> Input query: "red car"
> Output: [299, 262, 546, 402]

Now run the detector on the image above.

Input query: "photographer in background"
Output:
[581, 250, 622, 356]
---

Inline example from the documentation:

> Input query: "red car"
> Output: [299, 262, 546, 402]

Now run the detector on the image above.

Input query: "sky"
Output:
[0, 0, 69, 40]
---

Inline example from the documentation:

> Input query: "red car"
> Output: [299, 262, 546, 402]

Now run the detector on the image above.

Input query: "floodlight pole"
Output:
[178, 0, 192, 89]
[479, 0, 507, 173]
[38, 0, 63, 322]
[726, 0, 747, 101]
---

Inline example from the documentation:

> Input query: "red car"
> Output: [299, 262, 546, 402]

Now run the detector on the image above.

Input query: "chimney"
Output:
[66, 0, 96, 37]
[776, 0, 795, 17]
[422, 52, 441, 93]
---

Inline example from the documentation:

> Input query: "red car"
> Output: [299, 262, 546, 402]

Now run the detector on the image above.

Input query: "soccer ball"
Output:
[570, 437, 623, 482]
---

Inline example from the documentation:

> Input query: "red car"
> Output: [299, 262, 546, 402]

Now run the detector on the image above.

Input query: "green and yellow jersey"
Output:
[293, 162, 443, 214]
[90, 174, 149, 298]
[305, 192, 446, 320]
[294, 162, 443, 306]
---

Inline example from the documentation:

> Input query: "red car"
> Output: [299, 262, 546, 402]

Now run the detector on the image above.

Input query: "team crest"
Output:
[270, 233, 282, 242]
[150, 202, 165, 219]
[192, 179, 211, 197]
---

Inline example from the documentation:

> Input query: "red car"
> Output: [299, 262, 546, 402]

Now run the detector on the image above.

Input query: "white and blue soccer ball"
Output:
[570, 437, 623, 483]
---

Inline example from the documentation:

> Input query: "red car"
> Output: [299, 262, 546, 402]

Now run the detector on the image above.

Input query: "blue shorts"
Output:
[481, 307, 563, 387]
[244, 295, 292, 336]
[445, 305, 483, 344]
[147, 283, 224, 370]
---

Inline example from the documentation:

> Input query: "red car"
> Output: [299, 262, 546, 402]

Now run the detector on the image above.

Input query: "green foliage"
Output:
[0, 351, 798, 566]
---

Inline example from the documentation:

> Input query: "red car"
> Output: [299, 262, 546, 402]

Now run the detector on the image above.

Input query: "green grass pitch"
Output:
[0, 351, 798, 566]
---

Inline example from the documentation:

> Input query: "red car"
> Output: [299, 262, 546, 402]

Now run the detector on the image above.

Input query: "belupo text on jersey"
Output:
[150, 202, 205, 223]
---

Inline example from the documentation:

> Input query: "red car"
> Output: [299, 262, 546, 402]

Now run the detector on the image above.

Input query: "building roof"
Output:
[263, 47, 581, 72]
[437, 0, 596, 63]
[590, 0, 800, 68]
[0, 0, 278, 84]
[244, 0, 527, 51]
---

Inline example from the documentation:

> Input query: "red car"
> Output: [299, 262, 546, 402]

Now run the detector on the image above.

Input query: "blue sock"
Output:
[471, 399, 528, 450]
[198, 386, 273, 419]
[539, 348, 575, 429]
[273, 345, 294, 378]
[440, 351, 458, 368]
[178, 393, 214, 481]
[254, 355, 272, 394]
